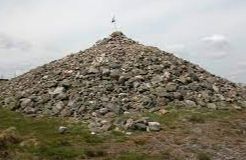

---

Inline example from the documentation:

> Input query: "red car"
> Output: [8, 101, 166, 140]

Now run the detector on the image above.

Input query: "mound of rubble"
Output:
[0, 32, 245, 132]
[0, 79, 8, 85]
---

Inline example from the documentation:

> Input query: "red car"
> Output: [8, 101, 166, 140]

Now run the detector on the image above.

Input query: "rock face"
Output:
[0, 31, 245, 132]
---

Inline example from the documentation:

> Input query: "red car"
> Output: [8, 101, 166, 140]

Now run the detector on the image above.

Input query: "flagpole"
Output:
[114, 22, 117, 31]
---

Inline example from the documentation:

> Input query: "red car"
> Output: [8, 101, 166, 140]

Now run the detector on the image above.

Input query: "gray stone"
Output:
[20, 98, 33, 108]
[138, 83, 150, 93]
[149, 107, 160, 113]
[141, 96, 156, 109]
[173, 92, 183, 100]
[87, 67, 99, 74]
[53, 101, 65, 113]
[98, 108, 109, 115]
[101, 68, 110, 75]
[163, 71, 171, 79]
[178, 76, 192, 84]
[56, 92, 68, 100]
[233, 105, 242, 110]
[238, 101, 246, 108]
[155, 87, 167, 97]
[133, 81, 140, 88]
[4, 97, 18, 110]
[189, 72, 199, 81]
[110, 69, 121, 79]
[50, 87, 65, 95]
[23, 107, 37, 114]
[110, 62, 121, 69]
[185, 100, 196, 107]
[88, 122, 102, 133]
[166, 82, 177, 92]
[207, 103, 217, 109]
[147, 122, 161, 131]
[119, 75, 129, 84]
[60, 79, 71, 88]
[134, 123, 147, 131]
[123, 118, 134, 130]
[212, 85, 219, 93]
[107, 103, 123, 115]
[60, 108, 72, 117]
[58, 126, 68, 134]
[100, 120, 113, 131]
[151, 75, 163, 84]
[134, 75, 144, 81]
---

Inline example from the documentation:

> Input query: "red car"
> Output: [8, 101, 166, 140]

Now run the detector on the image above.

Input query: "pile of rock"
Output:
[88, 116, 161, 133]
[0, 79, 8, 85]
[0, 31, 245, 133]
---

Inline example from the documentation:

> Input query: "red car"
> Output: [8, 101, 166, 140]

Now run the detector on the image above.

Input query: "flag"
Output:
[111, 16, 116, 23]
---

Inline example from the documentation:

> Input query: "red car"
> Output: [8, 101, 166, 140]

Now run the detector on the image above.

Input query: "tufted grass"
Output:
[0, 106, 243, 159]
[0, 108, 127, 159]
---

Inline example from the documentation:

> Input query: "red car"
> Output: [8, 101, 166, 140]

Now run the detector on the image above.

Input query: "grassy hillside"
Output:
[0, 107, 245, 160]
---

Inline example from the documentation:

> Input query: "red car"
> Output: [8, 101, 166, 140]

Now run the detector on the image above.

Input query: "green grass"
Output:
[187, 113, 206, 123]
[30, 145, 84, 159]
[0, 108, 127, 159]
[0, 106, 242, 159]
[145, 107, 236, 128]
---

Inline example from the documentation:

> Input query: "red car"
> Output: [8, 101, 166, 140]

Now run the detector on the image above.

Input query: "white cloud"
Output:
[201, 34, 228, 43]
[197, 34, 231, 59]
[165, 34, 231, 60]
[0, 33, 32, 50]
[164, 34, 246, 83]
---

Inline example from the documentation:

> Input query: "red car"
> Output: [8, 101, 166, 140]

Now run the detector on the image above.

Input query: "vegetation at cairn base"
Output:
[0, 106, 244, 160]
[0, 108, 125, 159]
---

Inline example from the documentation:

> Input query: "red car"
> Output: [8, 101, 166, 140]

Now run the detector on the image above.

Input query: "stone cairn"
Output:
[0, 32, 245, 133]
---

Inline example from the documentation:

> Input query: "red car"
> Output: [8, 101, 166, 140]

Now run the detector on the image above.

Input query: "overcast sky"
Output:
[0, 0, 246, 83]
